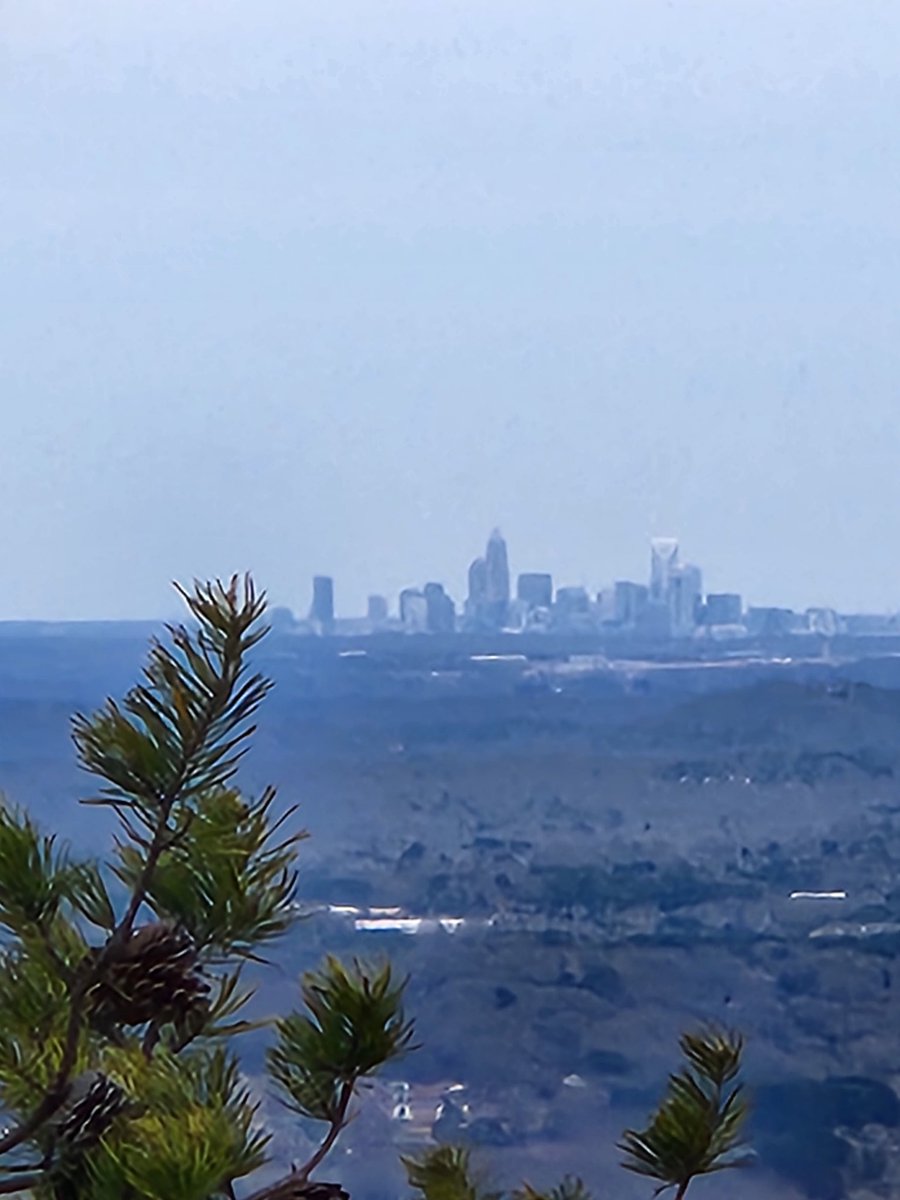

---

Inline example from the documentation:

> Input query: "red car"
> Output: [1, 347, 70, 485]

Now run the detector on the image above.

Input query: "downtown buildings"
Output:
[303, 529, 747, 640]
[298, 531, 900, 647]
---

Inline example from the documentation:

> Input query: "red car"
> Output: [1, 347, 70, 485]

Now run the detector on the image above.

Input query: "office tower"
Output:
[596, 588, 617, 623]
[555, 585, 590, 613]
[485, 529, 511, 606]
[309, 575, 335, 632]
[649, 537, 679, 603]
[367, 594, 389, 625]
[613, 581, 649, 626]
[424, 582, 456, 633]
[704, 593, 743, 626]
[482, 528, 511, 628]
[745, 607, 800, 638]
[517, 572, 553, 609]
[807, 607, 840, 637]
[668, 563, 703, 637]
[552, 586, 594, 633]
[399, 588, 428, 632]
[467, 557, 488, 611]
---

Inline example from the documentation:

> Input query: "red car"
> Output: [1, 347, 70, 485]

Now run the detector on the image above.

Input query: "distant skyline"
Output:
[4, 1, 900, 618]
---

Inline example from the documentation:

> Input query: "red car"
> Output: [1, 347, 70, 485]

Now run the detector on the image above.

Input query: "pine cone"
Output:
[54, 1071, 128, 1153]
[297, 1186, 350, 1200]
[247, 1179, 350, 1200]
[85, 921, 209, 1029]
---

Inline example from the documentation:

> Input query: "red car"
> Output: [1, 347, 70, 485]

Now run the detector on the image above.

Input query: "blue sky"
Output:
[3, 0, 900, 617]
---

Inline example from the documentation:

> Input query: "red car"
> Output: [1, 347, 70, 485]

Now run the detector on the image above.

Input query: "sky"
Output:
[3, 0, 900, 618]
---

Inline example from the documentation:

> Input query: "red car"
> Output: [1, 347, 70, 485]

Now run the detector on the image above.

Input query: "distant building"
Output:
[466, 557, 488, 613]
[649, 538, 679, 603]
[517, 572, 553, 609]
[367, 594, 389, 625]
[668, 563, 703, 637]
[399, 588, 428, 633]
[613, 581, 649, 626]
[843, 612, 900, 636]
[635, 601, 672, 639]
[704, 593, 743, 626]
[485, 529, 511, 626]
[465, 529, 511, 629]
[745, 607, 801, 637]
[552, 586, 593, 630]
[309, 576, 335, 632]
[267, 606, 297, 633]
[424, 582, 456, 633]
[555, 586, 590, 613]
[595, 588, 617, 624]
[806, 608, 842, 637]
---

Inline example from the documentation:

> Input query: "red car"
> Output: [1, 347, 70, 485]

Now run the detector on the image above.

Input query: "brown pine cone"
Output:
[85, 921, 209, 1029]
[53, 1071, 129, 1153]
[245, 1175, 350, 1200]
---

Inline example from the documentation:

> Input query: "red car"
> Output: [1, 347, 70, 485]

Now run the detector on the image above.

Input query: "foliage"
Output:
[269, 957, 415, 1123]
[84, 1047, 268, 1200]
[512, 1178, 592, 1200]
[403, 1146, 497, 1200]
[114, 785, 304, 960]
[0, 576, 410, 1200]
[618, 1026, 751, 1198]
[0, 571, 752, 1200]
[404, 1148, 590, 1200]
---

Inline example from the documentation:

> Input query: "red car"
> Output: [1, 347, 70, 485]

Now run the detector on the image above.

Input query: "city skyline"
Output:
[303, 527, 897, 639]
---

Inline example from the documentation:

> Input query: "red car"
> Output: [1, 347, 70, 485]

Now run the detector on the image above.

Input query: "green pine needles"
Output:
[0, 577, 413, 1200]
[618, 1027, 752, 1198]
[0, 574, 754, 1200]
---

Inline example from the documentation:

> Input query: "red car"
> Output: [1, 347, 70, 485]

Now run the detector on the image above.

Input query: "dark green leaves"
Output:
[403, 1145, 493, 1200]
[67, 862, 117, 933]
[88, 1046, 269, 1200]
[114, 786, 303, 959]
[514, 1177, 592, 1200]
[405, 1150, 588, 1200]
[268, 956, 416, 1122]
[678, 1028, 742, 1088]
[0, 802, 71, 936]
[72, 575, 271, 824]
[619, 1026, 751, 1197]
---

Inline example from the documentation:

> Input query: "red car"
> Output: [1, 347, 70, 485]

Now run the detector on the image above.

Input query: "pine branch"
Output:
[0, 576, 272, 1167]
[0, 1172, 47, 1194]
[296, 1077, 355, 1182]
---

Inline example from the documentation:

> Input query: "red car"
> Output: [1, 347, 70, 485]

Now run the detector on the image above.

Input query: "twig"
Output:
[297, 1078, 355, 1181]
[243, 1079, 356, 1200]
[0, 1173, 47, 1194]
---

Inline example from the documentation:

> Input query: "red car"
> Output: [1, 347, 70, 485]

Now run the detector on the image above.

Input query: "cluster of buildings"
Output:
[302, 530, 899, 643]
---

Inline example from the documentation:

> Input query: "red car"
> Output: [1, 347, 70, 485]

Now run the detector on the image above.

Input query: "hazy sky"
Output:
[3, 0, 900, 618]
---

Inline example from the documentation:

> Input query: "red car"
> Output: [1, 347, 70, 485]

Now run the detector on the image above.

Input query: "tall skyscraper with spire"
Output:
[649, 537, 679, 603]
[465, 529, 511, 629]
[485, 528, 511, 612]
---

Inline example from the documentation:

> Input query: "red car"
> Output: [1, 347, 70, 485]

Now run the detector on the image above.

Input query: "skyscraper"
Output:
[309, 575, 335, 632]
[485, 529, 511, 607]
[424, 582, 456, 633]
[466, 557, 488, 615]
[668, 563, 703, 637]
[367, 594, 389, 625]
[649, 538, 679, 603]
[399, 588, 428, 632]
[613, 581, 649, 626]
[517, 572, 553, 610]
[704, 593, 743, 626]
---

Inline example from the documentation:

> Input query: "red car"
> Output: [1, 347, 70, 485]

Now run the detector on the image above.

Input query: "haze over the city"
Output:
[3, 0, 900, 619]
